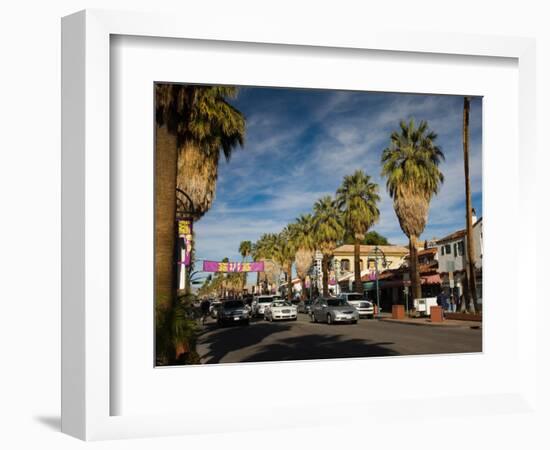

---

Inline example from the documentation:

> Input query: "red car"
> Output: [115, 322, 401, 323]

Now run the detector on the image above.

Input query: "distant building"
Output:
[331, 244, 410, 293]
[435, 215, 483, 303]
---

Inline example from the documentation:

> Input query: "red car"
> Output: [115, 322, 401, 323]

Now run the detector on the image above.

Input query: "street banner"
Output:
[202, 260, 265, 273]
[178, 218, 193, 267]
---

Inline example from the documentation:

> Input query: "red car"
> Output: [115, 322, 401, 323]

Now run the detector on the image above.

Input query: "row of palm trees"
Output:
[242, 169, 378, 301]
[227, 118, 446, 304]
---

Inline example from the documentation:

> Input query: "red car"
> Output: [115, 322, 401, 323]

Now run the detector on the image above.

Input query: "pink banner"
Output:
[202, 260, 265, 273]
[178, 219, 193, 267]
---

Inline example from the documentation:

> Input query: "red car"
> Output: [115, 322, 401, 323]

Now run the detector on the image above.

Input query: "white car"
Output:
[252, 295, 280, 317]
[338, 293, 375, 318]
[264, 300, 297, 321]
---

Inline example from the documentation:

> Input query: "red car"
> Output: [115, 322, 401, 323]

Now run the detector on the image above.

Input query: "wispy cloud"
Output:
[192, 87, 482, 261]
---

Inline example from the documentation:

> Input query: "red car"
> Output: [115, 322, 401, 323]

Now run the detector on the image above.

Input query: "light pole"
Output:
[368, 246, 388, 318]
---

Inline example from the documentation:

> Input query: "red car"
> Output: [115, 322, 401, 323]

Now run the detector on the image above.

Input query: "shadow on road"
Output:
[241, 333, 398, 363]
[199, 321, 293, 364]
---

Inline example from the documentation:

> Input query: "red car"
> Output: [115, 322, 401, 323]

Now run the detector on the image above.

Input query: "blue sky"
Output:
[193, 87, 482, 268]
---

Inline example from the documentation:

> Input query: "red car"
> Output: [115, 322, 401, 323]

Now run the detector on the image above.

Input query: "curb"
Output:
[378, 318, 476, 329]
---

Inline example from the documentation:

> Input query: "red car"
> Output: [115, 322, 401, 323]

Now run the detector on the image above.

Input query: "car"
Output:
[309, 297, 359, 324]
[252, 295, 280, 317]
[338, 293, 375, 318]
[217, 299, 250, 326]
[264, 300, 298, 321]
[297, 299, 313, 314]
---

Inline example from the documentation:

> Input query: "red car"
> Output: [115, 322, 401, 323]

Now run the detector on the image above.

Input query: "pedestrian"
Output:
[436, 291, 443, 307]
[200, 298, 211, 325]
[442, 293, 449, 313]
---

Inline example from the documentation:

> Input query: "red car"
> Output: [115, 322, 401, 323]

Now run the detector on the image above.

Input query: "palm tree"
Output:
[312, 196, 344, 297]
[336, 170, 380, 294]
[271, 228, 296, 301]
[238, 240, 253, 290]
[289, 214, 315, 299]
[253, 233, 280, 294]
[462, 97, 478, 313]
[381, 119, 444, 301]
[155, 84, 245, 313]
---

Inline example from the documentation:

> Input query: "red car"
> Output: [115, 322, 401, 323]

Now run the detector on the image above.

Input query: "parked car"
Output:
[264, 300, 297, 321]
[310, 297, 359, 324]
[338, 293, 375, 318]
[217, 300, 250, 326]
[297, 299, 313, 314]
[252, 295, 279, 317]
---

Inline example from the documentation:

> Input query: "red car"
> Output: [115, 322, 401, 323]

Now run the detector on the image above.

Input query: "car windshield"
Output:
[326, 299, 350, 307]
[346, 294, 363, 301]
[272, 301, 291, 307]
[223, 301, 244, 309]
[258, 297, 274, 303]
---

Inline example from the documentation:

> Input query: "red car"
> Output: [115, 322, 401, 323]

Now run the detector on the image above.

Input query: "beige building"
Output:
[332, 244, 409, 290]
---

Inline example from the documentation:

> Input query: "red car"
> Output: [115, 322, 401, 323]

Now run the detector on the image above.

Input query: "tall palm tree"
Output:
[312, 196, 344, 297]
[271, 228, 296, 301]
[381, 119, 444, 301]
[336, 170, 380, 294]
[462, 97, 478, 313]
[289, 214, 315, 299]
[155, 84, 245, 312]
[238, 240, 252, 290]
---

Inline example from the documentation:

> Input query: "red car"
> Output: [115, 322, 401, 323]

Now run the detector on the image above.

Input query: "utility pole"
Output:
[463, 97, 478, 313]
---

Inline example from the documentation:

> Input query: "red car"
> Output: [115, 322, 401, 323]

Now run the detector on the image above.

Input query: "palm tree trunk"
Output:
[353, 238, 363, 294]
[155, 123, 178, 312]
[409, 236, 422, 300]
[463, 97, 477, 313]
[321, 255, 329, 297]
[287, 263, 293, 301]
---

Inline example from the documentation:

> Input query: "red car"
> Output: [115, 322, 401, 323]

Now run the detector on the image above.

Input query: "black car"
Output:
[217, 300, 250, 326]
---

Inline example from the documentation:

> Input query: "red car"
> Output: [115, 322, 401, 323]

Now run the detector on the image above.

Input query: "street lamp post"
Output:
[369, 246, 388, 319]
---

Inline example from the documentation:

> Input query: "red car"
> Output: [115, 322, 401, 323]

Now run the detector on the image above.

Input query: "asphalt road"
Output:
[196, 313, 482, 364]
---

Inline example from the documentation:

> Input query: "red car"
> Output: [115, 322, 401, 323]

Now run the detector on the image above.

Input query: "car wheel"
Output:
[352, 320, 358, 324]
[327, 314, 333, 325]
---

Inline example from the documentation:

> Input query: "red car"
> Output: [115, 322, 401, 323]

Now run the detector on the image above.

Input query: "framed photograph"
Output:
[62, 9, 537, 441]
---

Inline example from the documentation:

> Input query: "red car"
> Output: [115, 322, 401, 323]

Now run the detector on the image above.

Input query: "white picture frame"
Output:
[61, 9, 537, 441]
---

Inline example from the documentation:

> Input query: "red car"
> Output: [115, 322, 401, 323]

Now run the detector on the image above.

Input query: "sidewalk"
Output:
[377, 312, 481, 329]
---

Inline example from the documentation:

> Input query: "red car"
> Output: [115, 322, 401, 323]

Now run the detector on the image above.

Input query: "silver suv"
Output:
[338, 293, 374, 319]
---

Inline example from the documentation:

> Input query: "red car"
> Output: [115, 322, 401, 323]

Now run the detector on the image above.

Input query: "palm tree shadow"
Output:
[199, 322, 293, 364]
[242, 333, 398, 363]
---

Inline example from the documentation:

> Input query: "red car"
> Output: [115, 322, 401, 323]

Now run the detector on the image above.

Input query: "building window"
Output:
[441, 246, 445, 255]
[457, 241, 465, 256]
[445, 244, 451, 254]
[453, 243, 457, 257]
[341, 259, 350, 271]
